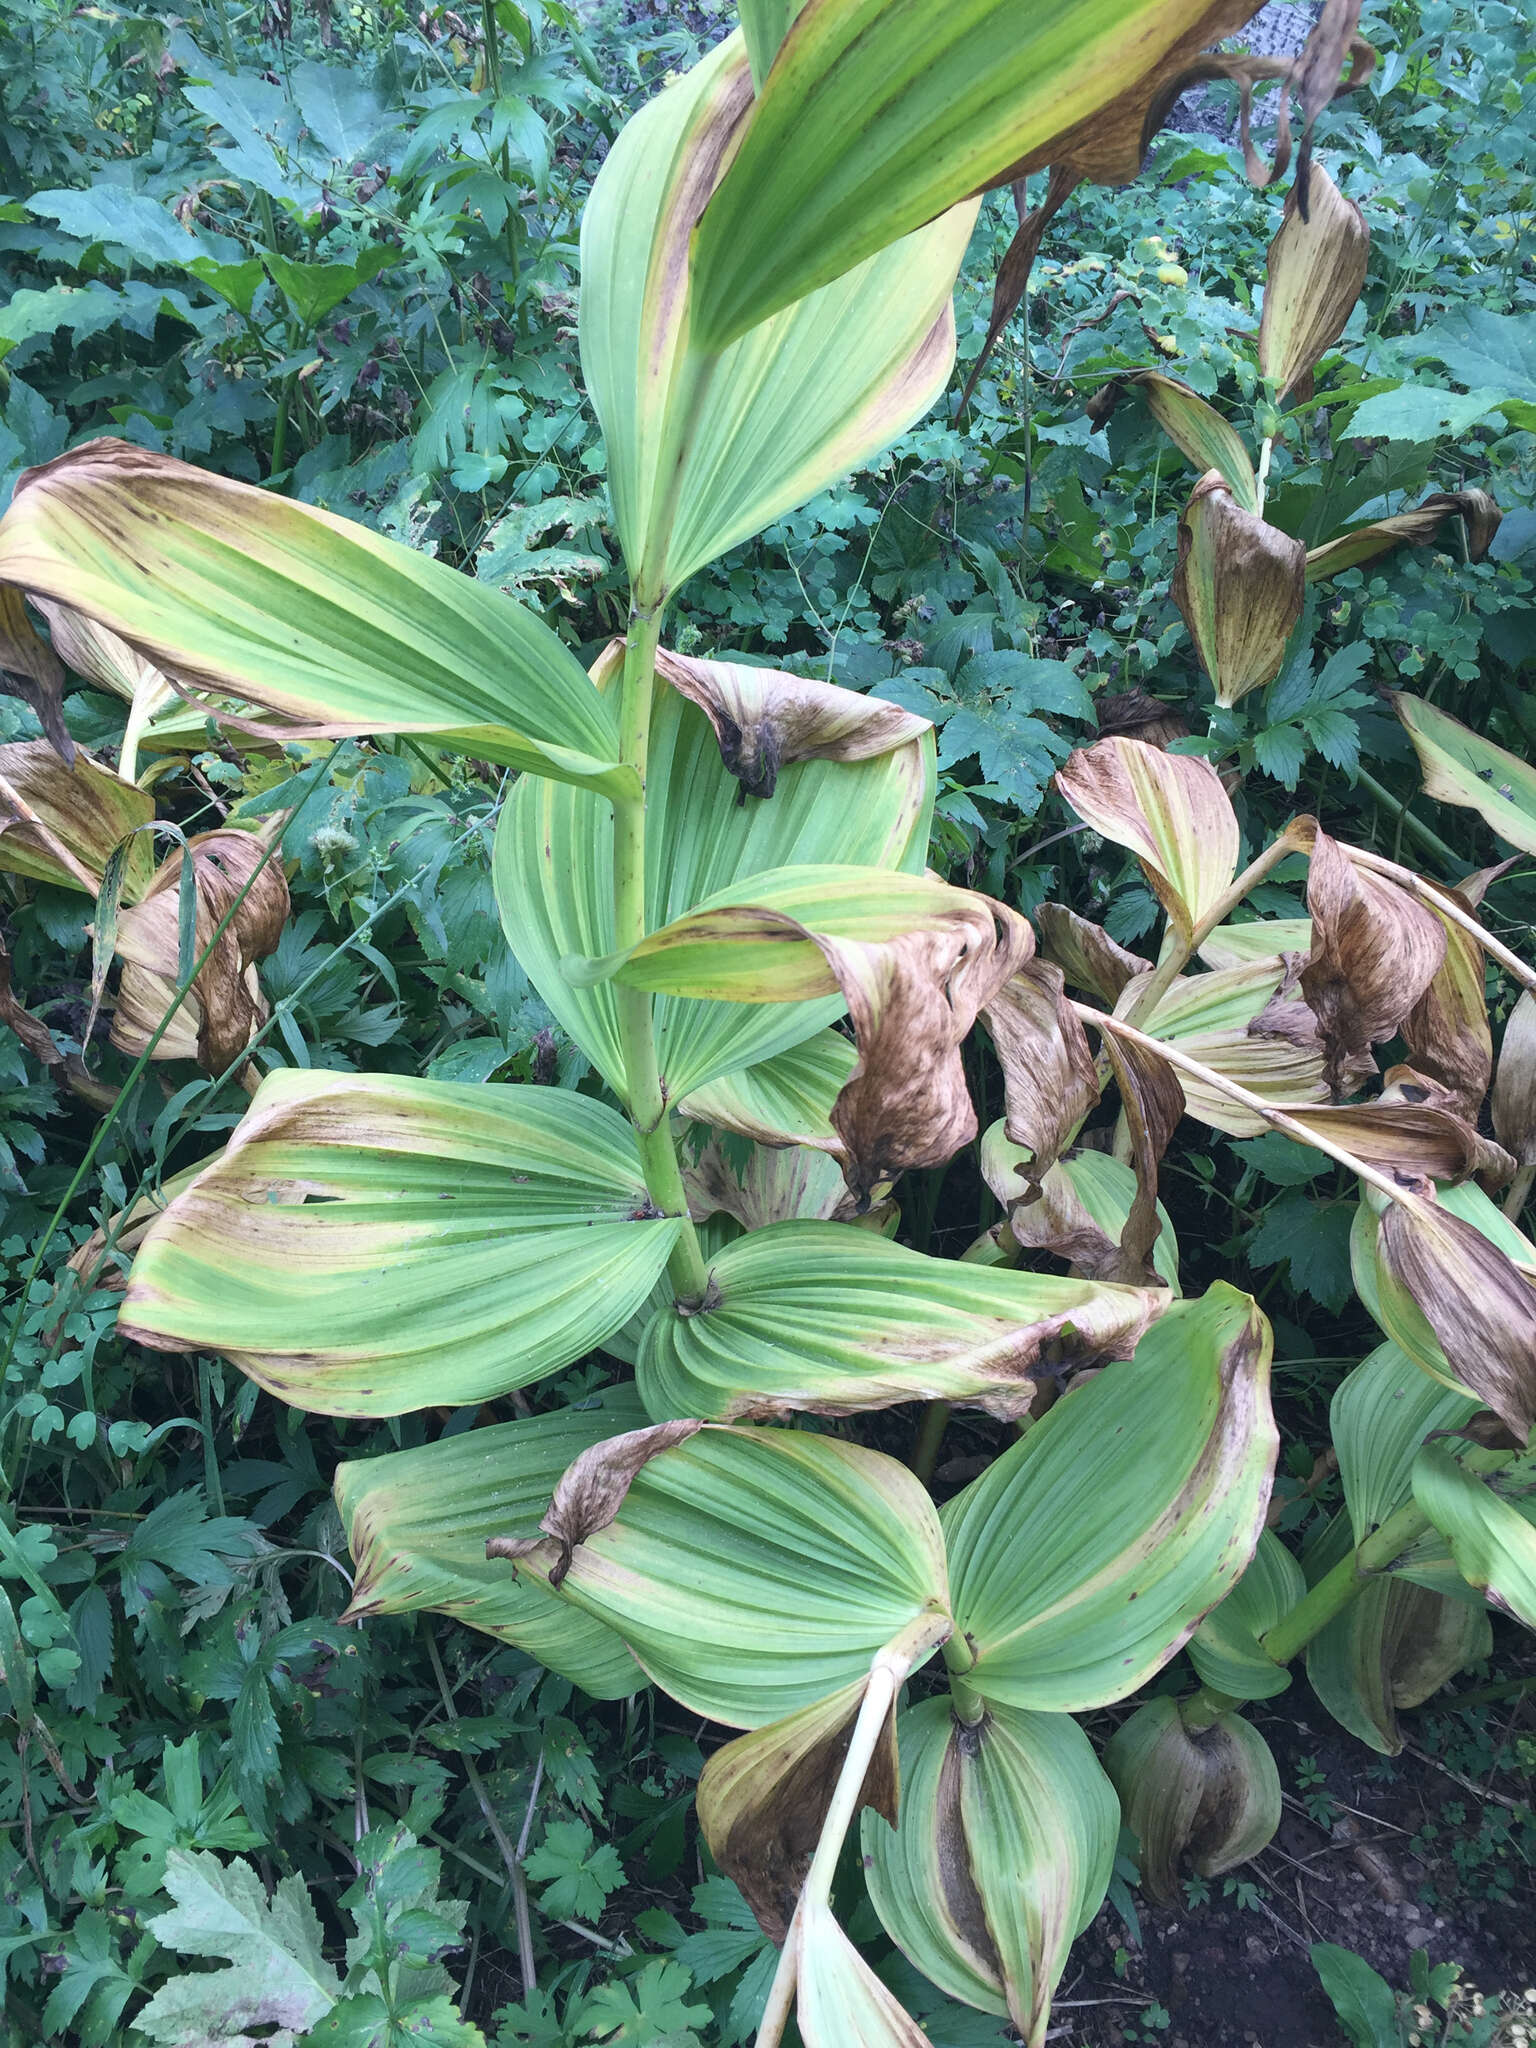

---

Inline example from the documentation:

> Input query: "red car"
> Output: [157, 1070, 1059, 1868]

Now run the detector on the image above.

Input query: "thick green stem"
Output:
[613, 614, 711, 1302]
[1260, 1497, 1434, 1667]
[910, 1400, 951, 1486]
[1355, 768, 1467, 874]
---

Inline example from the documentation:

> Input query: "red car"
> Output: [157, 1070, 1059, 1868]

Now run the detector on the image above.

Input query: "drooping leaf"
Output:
[0, 585, 71, 761]
[334, 1389, 649, 1699]
[943, 1283, 1275, 1710]
[1279, 1069, 1513, 1188]
[0, 740, 154, 896]
[1257, 160, 1368, 400]
[1412, 1443, 1536, 1630]
[637, 1219, 1169, 1422]
[863, 1697, 1117, 2046]
[1402, 889, 1493, 1119]
[1055, 737, 1239, 942]
[581, 36, 973, 602]
[1103, 1699, 1280, 1904]
[1036, 903, 1150, 1005]
[493, 1424, 953, 1725]
[1171, 473, 1306, 708]
[1493, 992, 1536, 1168]
[120, 1072, 682, 1414]
[1187, 1528, 1304, 1699]
[0, 441, 627, 793]
[1306, 491, 1502, 581]
[1087, 373, 1257, 509]
[984, 1145, 1182, 1291]
[793, 1897, 931, 2047]
[1392, 691, 1536, 856]
[981, 961, 1101, 1207]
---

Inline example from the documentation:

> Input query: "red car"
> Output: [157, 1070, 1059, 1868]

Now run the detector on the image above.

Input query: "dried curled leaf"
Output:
[110, 829, 289, 1074]
[1036, 903, 1151, 1006]
[1056, 737, 1239, 942]
[487, 1419, 703, 1587]
[657, 644, 929, 800]
[0, 585, 71, 762]
[1378, 1194, 1536, 1446]
[1171, 472, 1306, 708]
[1493, 992, 1536, 1169]
[1307, 491, 1503, 581]
[1299, 827, 1446, 1095]
[1104, 1698, 1280, 1905]
[0, 740, 154, 897]
[1257, 159, 1369, 401]
[1095, 1017, 1185, 1283]
[1400, 892, 1493, 1120]
[1286, 1069, 1514, 1189]
[981, 961, 1101, 1207]
[1092, 689, 1189, 751]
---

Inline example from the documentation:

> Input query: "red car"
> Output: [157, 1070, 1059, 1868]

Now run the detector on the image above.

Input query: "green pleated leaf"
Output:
[676, 1028, 857, 1150]
[1331, 1341, 1478, 1548]
[334, 1390, 649, 1698]
[1104, 1698, 1280, 1904]
[0, 441, 627, 793]
[1197, 917, 1314, 969]
[1302, 1509, 1490, 1755]
[1413, 1443, 1536, 1630]
[1393, 691, 1536, 857]
[581, 34, 973, 601]
[942, 1283, 1276, 1711]
[497, 1423, 952, 1726]
[637, 1218, 1169, 1422]
[863, 1696, 1116, 2047]
[494, 657, 931, 1101]
[119, 1071, 681, 1415]
[1187, 1528, 1304, 1700]
[687, 0, 1253, 352]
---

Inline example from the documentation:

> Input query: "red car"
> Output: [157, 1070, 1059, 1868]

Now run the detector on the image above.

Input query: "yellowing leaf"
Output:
[1055, 736, 1239, 941]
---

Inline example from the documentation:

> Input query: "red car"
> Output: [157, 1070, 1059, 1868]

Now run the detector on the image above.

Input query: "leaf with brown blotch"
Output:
[1257, 159, 1369, 401]
[826, 904, 1035, 1207]
[1055, 737, 1239, 943]
[958, 166, 1083, 411]
[109, 828, 289, 1075]
[1036, 903, 1151, 1005]
[33, 598, 170, 712]
[1300, 828, 1446, 1095]
[1171, 473, 1306, 708]
[1493, 992, 1536, 1170]
[1098, 1022, 1185, 1282]
[1401, 894, 1493, 1120]
[683, 1134, 870, 1233]
[487, 1419, 703, 1588]
[1142, 955, 1338, 1133]
[656, 645, 929, 801]
[980, 961, 1101, 1208]
[1284, 1070, 1514, 1189]
[1378, 1194, 1536, 1445]
[1092, 689, 1189, 751]
[0, 740, 155, 897]
[1306, 491, 1502, 581]
[0, 586, 72, 763]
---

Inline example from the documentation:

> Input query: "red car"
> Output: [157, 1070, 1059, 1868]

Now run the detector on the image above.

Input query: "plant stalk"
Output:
[1354, 768, 1467, 873]
[1504, 1161, 1536, 1222]
[613, 613, 710, 1301]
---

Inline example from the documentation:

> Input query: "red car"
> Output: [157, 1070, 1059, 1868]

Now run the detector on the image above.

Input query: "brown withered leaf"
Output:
[988, 1152, 1138, 1283]
[1300, 828, 1446, 1094]
[826, 900, 1035, 1206]
[1037, 902, 1151, 1005]
[1401, 891, 1493, 1119]
[957, 165, 1082, 411]
[0, 740, 155, 897]
[1283, 1069, 1514, 1188]
[487, 1419, 703, 1588]
[683, 1135, 872, 1232]
[1056, 737, 1239, 942]
[1492, 991, 1536, 1168]
[0, 586, 72, 763]
[1098, 1021, 1185, 1281]
[110, 829, 289, 1075]
[656, 645, 929, 801]
[1379, 1195, 1536, 1444]
[1093, 689, 1189, 750]
[980, 960, 1101, 1207]
[698, 1676, 900, 1943]
[1306, 490, 1503, 580]
[34, 597, 170, 712]
[1172, 473, 1306, 708]
[0, 932, 67, 1073]
[1258, 160, 1369, 401]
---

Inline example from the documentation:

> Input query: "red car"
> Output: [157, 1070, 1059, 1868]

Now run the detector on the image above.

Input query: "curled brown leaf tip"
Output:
[110, 829, 289, 1076]
[1172, 473, 1306, 709]
[1098, 1022, 1185, 1282]
[1401, 890, 1493, 1120]
[828, 898, 1034, 1207]
[981, 961, 1101, 1209]
[1492, 991, 1536, 1169]
[0, 587, 72, 764]
[1037, 903, 1151, 1006]
[1286, 1068, 1515, 1188]
[1299, 830, 1446, 1096]
[1258, 159, 1368, 400]
[656, 646, 928, 801]
[1309, 492, 1503, 580]
[486, 1419, 702, 1588]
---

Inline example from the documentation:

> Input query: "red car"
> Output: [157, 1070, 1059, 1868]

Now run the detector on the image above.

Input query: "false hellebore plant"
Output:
[2, 3, 1536, 2043]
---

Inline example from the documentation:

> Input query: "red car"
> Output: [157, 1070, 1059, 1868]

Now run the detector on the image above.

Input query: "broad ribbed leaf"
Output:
[1187, 1528, 1304, 1700]
[494, 663, 931, 1102]
[1197, 917, 1313, 969]
[863, 1697, 1116, 2046]
[119, 1072, 681, 1414]
[1393, 692, 1536, 857]
[1413, 1443, 1536, 1630]
[1056, 737, 1239, 942]
[581, 35, 972, 601]
[1131, 959, 1330, 1134]
[1171, 473, 1306, 709]
[500, 1424, 952, 1725]
[687, 0, 1262, 350]
[677, 1029, 857, 1150]
[0, 441, 626, 792]
[943, 1283, 1275, 1710]
[637, 1219, 1168, 1422]
[334, 1390, 649, 1697]
[0, 740, 154, 896]
[982, 1143, 1181, 1291]
[794, 1898, 930, 2047]
[1332, 1340, 1478, 1548]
